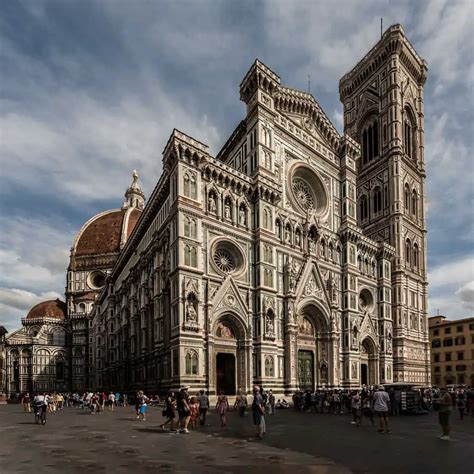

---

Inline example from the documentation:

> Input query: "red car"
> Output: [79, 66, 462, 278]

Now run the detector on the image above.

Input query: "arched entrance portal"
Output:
[360, 337, 377, 386]
[209, 313, 251, 395]
[296, 302, 331, 389]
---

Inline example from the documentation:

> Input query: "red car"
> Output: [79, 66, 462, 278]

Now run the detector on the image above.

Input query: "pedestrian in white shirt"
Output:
[373, 385, 391, 433]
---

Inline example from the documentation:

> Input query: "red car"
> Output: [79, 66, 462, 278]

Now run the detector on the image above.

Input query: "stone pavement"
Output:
[0, 404, 473, 473]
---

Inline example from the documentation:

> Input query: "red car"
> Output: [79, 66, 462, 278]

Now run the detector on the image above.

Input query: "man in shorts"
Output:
[438, 386, 452, 440]
[252, 385, 265, 439]
[373, 385, 390, 433]
[176, 386, 191, 433]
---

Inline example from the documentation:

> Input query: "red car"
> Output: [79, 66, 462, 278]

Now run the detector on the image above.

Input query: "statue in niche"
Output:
[309, 239, 316, 254]
[224, 201, 231, 220]
[288, 301, 295, 323]
[320, 362, 328, 383]
[295, 231, 301, 246]
[208, 194, 217, 213]
[285, 227, 291, 244]
[185, 296, 198, 323]
[239, 207, 246, 225]
[288, 257, 299, 293]
[266, 314, 274, 335]
[327, 276, 337, 303]
[351, 326, 359, 349]
[387, 333, 392, 352]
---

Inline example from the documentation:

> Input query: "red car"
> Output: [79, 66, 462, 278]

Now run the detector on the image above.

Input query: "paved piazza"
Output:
[1, 405, 473, 473]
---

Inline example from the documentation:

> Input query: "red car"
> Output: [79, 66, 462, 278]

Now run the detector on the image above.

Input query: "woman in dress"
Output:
[188, 396, 200, 430]
[215, 390, 229, 427]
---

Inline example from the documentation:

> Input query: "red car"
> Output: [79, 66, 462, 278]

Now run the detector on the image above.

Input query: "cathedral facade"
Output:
[90, 24, 430, 395]
[4, 24, 430, 396]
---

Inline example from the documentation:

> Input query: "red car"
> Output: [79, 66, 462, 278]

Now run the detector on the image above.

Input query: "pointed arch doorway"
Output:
[296, 301, 331, 389]
[209, 312, 251, 396]
[360, 337, 378, 386]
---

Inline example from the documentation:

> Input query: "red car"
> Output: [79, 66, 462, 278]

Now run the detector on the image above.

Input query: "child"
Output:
[189, 396, 199, 430]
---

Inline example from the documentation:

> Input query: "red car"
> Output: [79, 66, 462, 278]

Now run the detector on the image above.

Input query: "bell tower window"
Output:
[361, 118, 379, 165]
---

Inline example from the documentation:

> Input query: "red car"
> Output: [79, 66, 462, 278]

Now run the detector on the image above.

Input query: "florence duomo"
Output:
[4, 24, 430, 396]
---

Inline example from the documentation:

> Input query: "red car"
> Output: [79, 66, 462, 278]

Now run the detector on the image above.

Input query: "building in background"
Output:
[429, 315, 474, 387]
[0, 326, 7, 396]
[4, 174, 144, 395]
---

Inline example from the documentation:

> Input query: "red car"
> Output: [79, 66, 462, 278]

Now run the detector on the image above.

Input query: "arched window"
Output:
[413, 243, 419, 270]
[404, 184, 410, 213]
[264, 268, 273, 287]
[361, 119, 379, 164]
[405, 239, 412, 266]
[191, 247, 197, 267]
[52, 329, 65, 346]
[411, 190, 417, 218]
[263, 207, 272, 230]
[372, 187, 382, 214]
[184, 172, 197, 199]
[184, 245, 191, 266]
[359, 195, 368, 220]
[185, 351, 198, 375]
[265, 356, 274, 377]
[184, 217, 197, 238]
[264, 245, 273, 263]
[403, 109, 415, 159]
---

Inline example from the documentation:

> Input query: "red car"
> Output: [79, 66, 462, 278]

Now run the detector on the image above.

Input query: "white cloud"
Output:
[428, 257, 474, 288]
[428, 256, 474, 318]
[455, 281, 474, 310]
[0, 288, 63, 331]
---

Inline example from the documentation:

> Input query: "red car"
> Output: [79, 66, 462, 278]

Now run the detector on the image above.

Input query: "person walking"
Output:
[268, 390, 275, 415]
[456, 391, 466, 420]
[22, 393, 31, 413]
[438, 387, 453, 440]
[350, 391, 361, 426]
[216, 390, 229, 427]
[108, 392, 115, 411]
[234, 390, 247, 417]
[160, 390, 177, 432]
[197, 389, 209, 426]
[176, 386, 191, 433]
[373, 385, 390, 433]
[252, 386, 265, 440]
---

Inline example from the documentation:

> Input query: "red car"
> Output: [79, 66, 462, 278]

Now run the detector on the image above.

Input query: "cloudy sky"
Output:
[1, 0, 473, 331]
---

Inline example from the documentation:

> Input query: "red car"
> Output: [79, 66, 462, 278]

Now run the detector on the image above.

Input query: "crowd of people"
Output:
[16, 384, 474, 441]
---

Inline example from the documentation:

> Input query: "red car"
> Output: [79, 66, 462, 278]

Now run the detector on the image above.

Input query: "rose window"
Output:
[213, 249, 236, 273]
[288, 164, 328, 217]
[292, 178, 314, 210]
[210, 238, 246, 276]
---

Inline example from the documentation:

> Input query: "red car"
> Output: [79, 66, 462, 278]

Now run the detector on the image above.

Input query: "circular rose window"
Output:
[288, 164, 328, 216]
[213, 248, 236, 273]
[210, 238, 246, 276]
[88, 271, 106, 290]
[359, 288, 374, 312]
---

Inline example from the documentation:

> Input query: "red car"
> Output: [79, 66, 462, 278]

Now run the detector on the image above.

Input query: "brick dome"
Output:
[73, 208, 141, 257]
[26, 299, 67, 320]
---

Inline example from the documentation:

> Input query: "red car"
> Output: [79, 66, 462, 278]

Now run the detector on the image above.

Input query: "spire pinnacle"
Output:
[122, 170, 145, 210]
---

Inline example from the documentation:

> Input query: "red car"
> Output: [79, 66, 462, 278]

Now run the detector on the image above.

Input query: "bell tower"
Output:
[339, 25, 430, 384]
